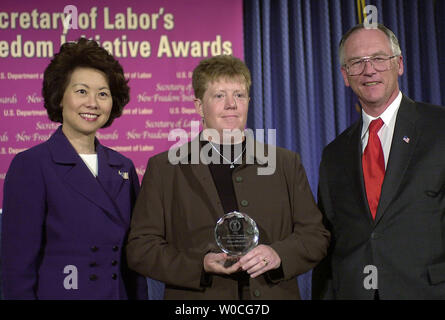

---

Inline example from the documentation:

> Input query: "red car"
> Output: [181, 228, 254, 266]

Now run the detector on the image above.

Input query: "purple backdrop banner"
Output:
[0, 0, 244, 209]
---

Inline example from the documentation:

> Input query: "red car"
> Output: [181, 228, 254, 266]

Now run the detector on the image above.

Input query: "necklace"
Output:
[208, 141, 246, 168]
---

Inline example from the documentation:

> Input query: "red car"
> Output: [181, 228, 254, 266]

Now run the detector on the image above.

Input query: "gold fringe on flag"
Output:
[357, 0, 367, 24]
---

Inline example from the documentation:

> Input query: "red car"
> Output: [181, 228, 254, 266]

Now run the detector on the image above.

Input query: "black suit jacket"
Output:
[312, 95, 445, 299]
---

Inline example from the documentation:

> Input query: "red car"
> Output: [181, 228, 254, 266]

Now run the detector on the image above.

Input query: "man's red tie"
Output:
[362, 118, 385, 219]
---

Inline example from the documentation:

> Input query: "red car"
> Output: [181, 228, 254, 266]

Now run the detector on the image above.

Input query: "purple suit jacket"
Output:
[1, 127, 147, 299]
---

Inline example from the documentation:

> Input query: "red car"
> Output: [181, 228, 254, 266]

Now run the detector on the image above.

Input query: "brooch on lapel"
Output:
[118, 169, 129, 180]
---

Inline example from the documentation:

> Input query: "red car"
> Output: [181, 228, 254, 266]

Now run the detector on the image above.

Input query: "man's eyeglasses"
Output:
[344, 55, 397, 76]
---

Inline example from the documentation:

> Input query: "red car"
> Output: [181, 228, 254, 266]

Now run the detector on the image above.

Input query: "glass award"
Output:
[214, 211, 259, 256]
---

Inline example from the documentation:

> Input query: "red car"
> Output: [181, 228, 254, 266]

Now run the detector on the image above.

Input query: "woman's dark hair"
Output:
[42, 38, 129, 128]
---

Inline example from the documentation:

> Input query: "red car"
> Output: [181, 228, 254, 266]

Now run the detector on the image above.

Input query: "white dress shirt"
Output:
[79, 153, 98, 177]
[361, 91, 403, 168]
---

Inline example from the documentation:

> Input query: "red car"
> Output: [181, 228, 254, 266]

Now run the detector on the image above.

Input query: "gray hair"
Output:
[339, 23, 402, 65]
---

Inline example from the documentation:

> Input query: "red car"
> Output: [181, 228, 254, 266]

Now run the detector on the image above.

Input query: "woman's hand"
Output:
[203, 252, 241, 275]
[238, 245, 281, 278]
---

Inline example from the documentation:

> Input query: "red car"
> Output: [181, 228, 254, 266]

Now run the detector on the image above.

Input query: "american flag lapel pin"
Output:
[118, 169, 129, 180]
[403, 136, 410, 144]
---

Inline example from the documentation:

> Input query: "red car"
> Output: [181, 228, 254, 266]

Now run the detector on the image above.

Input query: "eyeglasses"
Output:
[344, 55, 397, 76]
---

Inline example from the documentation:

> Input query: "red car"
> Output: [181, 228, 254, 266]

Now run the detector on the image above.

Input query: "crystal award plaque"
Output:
[214, 211, 259, 256]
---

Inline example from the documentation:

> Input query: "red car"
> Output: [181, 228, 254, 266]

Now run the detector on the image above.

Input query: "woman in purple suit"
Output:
[1, 38, 147, 299]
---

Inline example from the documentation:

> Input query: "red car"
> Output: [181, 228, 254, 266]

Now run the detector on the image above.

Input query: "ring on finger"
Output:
[262, 257, 269, 266]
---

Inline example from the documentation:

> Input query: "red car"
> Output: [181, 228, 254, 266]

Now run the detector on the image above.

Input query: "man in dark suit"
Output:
[312, 23, 445, 299]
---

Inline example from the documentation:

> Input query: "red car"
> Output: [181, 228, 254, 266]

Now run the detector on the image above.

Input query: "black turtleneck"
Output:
[203, 140, 246, 214]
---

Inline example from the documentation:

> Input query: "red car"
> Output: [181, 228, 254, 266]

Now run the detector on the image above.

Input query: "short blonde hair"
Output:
[192, 55, 251, 100]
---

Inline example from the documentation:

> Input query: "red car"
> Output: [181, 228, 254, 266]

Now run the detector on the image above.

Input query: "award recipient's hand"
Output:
[238, 245, 281, 278]
[203, 252, 241, 275]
